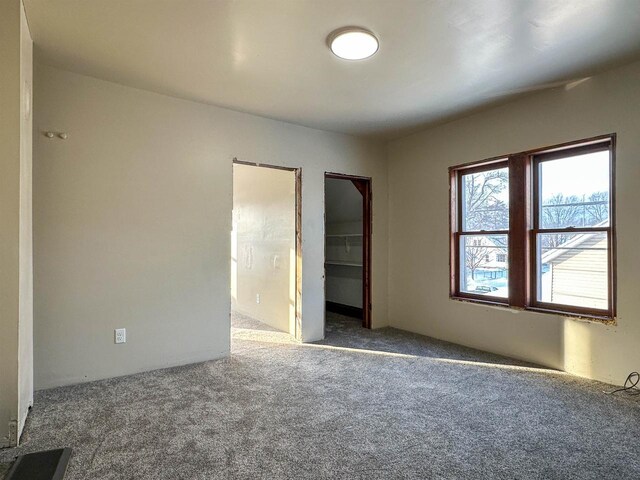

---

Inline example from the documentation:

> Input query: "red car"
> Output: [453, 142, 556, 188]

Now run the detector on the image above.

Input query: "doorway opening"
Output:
[324, 173, 372, 334]
[231, 160, 302, 348]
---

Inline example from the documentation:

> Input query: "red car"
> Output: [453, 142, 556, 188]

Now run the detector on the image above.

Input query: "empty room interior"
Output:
[1, 1, 640, 478]
[231, 162, 298, 340]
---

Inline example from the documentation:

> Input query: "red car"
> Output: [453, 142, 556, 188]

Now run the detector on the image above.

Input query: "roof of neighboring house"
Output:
[477, 236, 508, 251]
[540, 220, 608, 264]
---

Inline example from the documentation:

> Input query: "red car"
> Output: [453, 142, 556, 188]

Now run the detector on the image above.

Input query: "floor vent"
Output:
[4, 448, 71, 480]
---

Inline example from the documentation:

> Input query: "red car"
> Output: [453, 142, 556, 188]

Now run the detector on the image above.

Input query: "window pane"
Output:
[460, 234, 508, 298]
[537, 232, 608, 310]
[539, 151, 610, 229]
[461, 167, 509, 231]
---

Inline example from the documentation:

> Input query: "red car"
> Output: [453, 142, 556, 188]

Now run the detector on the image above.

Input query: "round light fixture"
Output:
[328, 27, 379, 60]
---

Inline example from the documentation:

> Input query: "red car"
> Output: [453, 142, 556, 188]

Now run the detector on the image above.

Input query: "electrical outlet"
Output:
[256, 293, 260, 304]
[114, 328, 126, 344]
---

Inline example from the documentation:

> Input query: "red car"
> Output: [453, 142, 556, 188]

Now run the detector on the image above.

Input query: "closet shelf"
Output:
[325, 260, 363, 267]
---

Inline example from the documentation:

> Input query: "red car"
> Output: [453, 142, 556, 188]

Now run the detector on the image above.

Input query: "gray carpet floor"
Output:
[1, 312, 639, 479]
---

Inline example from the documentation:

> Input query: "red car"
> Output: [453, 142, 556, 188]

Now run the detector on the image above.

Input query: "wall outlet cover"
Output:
[114, 328, 126, 344]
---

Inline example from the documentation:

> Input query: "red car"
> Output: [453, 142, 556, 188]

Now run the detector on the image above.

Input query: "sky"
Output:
[465, 150, 610, 217]
[540, 151, 610, 200]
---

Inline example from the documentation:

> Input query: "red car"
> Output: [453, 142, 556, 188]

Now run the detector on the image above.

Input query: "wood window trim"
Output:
[449, 134, 616, 323]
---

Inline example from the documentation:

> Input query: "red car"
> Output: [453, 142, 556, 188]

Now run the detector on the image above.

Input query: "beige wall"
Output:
[33, 64, 388, 389]
[232, 164, 296, 333]
[0, 0, 32, 447]
[387, 60, 640, 385]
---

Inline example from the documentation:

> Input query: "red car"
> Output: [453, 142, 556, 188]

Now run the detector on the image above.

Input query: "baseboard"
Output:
[326, 301, 363, 319]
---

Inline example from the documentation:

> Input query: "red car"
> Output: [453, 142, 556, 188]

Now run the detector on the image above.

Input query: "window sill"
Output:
[449, 295, 510, 309]
[525, 306, 616, 325]
[449, 295, 616, 325]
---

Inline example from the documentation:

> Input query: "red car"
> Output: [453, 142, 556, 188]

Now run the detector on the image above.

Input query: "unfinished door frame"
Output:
[232, 158, 303, 341]
[324, 172, 372, 329]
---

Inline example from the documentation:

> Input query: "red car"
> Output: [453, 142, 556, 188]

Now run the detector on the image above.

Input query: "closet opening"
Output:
[324, 173, 372, 332]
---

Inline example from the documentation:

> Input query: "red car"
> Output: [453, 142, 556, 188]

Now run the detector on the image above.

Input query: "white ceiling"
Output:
[24, 0, 640, 139]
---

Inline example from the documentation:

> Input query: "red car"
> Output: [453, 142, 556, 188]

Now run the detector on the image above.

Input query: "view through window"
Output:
[459, 166, 509, 298]
[450, 136, 615, 320]
[535, 150, 611, 311]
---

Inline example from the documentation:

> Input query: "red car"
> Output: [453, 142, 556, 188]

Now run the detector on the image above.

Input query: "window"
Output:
[449, 135, 616, 321]
[456, 163, 509, 299]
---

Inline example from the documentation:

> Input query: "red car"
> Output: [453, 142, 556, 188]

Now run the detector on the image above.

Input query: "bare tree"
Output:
[464, 240, 491, 281]
[539, 192, 608, 250]
[464, 169, 509, 231]
[541, 194, 582, 248]
[542, 193, 582, 227]
[585, 191, 609, 224]
[462, 166, 608, 265]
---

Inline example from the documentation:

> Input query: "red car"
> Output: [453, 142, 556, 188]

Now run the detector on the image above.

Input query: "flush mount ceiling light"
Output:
[328, 27, 379, 60]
